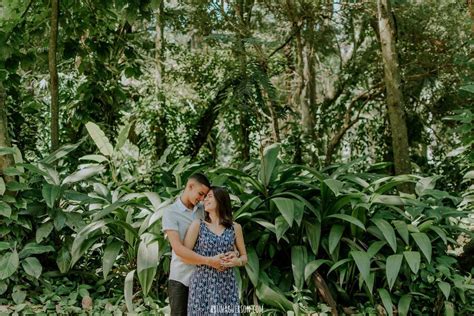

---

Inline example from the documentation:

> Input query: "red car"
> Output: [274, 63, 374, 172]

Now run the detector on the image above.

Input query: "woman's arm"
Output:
[223, 223, 248, 267]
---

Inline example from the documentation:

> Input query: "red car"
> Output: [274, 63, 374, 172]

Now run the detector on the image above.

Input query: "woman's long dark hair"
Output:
[205, 186, 233, 228]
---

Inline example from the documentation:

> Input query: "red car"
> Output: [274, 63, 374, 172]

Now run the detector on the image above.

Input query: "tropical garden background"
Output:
[0, 0, 473, 314]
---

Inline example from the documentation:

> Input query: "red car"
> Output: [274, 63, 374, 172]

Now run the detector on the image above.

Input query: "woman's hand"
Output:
[221, 252, 244, 268]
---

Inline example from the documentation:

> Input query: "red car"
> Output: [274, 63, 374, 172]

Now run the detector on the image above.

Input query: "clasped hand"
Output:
[209, 251, 239, 271]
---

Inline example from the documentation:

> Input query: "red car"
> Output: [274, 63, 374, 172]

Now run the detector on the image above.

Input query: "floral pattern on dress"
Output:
[187, 221, 240, 315]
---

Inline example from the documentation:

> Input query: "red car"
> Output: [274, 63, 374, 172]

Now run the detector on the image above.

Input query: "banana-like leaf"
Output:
[116, 123, 131, 151]
[41, 142, 82, 164]
[70, 219, 111, 267]
[137, 233, 159, 297]
[103, 240, 123, 279]
[245, 247, 259, 287]
[291, 246, 307, 290]
[85, 122, 114, 157]
[304, 221, 321, 256]
[256, 277, 292, 311]
[393, 220, 409, 245]
[275, 216, 290, 242]
[329, 225, 344, 254]
[272, 197, 294, 227]
[124, 270, 135, 312]
[304, 259, 330, 283]
[62, 165, 105, 185]
[259, 143, 280, 188]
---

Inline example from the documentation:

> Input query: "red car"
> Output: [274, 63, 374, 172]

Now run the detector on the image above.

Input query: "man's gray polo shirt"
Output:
[162, 197, 204, 287]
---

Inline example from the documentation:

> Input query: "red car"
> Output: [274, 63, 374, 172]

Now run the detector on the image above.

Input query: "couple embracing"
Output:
[161, 173, 248, 315]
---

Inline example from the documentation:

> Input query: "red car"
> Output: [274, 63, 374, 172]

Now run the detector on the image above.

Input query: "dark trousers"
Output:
[168, 280, 189, 316]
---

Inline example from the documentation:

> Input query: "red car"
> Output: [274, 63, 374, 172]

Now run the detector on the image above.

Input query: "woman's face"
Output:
[204, 190, 217, 214]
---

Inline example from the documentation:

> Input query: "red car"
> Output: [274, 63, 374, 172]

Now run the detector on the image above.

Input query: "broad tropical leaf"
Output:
[85, 122, 114, 156]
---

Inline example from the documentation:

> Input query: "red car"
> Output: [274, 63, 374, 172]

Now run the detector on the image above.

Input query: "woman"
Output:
[184, 186, 248, 315]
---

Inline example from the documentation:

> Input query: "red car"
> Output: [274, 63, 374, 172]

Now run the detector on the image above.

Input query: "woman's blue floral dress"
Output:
[187, 220, 240, 315]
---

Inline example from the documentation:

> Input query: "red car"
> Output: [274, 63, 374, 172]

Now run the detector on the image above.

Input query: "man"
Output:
[162, 173, 226, 315]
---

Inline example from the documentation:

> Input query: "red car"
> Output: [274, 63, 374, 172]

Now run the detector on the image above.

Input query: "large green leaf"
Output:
[256, 277, 293, 311]
[351, 251, 371, 283]
[393, 220, 409, 245]
[275, 216, 290, 242]
[137, 233, 159, 297]
[124, 269, 135, 312]
[42, 183, 61, 208]
[0, 242, 11, 252]
[0, 178, 5, 195]
[85, 122, 114, 157]
[0, 250, 19, 279]
[259, 143, 280, 187]
[56, 247, 71, 274]
[272, 198, 294, 227]
[304, 260, 330, 283]
[245, 247, 259, 287]
[367, 241, 386, 257]
[429, 226, 447, 245]
[411, 232, 432, 263]
[0, 201, 11, 218]
[36, 222, 54, 244]
[62, 165, 105, 185]
[378, 288, 393, 316]
[438, 281, 451, 300]
[41, 142, 82, 164]
[103, 240, 123, 279]
[372, 195, 404, 206]
[324, 179, 344, 196]
[305, 221, 321, 256]
[328, 214, 366, 230]
[115, 123, 131, 151]
[403, 251, 420, 274]
[415, 176, 442, 196]
[328, 258, 352, 275]
[70, 219, 111, 267]
[386, 254, 403, 291]
[371, 218, 397, 253]
[398, 294, 412, 316]
[19, 243, 55, 259]
[328, 225, 344, 254]
[291, 246, 307, 290]
[22, 257, 42, 279]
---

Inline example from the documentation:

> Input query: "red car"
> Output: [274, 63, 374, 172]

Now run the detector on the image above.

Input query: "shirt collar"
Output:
[176, 196, 193, 213]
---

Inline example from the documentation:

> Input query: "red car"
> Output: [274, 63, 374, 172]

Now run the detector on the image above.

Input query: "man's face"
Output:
[189, 182, 210, 207]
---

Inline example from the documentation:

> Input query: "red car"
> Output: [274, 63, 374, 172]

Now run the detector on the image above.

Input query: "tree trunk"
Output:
[377, 0, 412, 191]
[296, 31, 315, 141]
[0, 82, 14, 183]
[153, 0, 168, 158]
[187, 79, 237, 158]
[49, 0, 59, 151]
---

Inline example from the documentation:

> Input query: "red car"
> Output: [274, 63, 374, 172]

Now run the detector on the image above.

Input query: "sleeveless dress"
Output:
[187, 221, 240, 315]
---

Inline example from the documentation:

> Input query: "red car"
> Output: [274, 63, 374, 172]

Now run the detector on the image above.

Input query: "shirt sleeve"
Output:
[162, 207, 179, 232]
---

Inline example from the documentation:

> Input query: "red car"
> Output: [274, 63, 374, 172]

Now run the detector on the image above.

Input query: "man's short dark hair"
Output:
[188, 172, 211, 188]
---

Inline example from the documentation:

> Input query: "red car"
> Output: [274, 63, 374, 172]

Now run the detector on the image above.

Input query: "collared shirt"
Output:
[161, 196, 204, 286]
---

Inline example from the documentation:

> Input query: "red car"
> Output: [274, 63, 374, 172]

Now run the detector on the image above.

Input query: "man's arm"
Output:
[165, 229, 224, 270]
